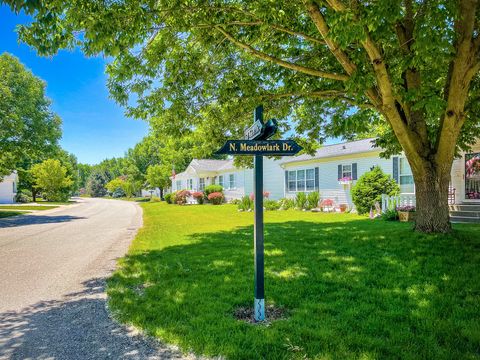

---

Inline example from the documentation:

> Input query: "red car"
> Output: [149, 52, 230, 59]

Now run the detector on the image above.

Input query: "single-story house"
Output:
[171, 138, 480, 209]
[0, 172, 18, 204]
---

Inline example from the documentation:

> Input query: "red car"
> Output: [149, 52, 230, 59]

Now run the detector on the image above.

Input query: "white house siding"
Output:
[263, 158, 286, 200]
[283, 152, 393, 207]
[0, 172, 18, 204]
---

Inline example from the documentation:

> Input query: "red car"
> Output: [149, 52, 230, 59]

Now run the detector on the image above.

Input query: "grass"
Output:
[34, 199, 76, 205]
[107, 203, 480, 360]
[0, 210, 28, 218]
[0, 205, 58, 211]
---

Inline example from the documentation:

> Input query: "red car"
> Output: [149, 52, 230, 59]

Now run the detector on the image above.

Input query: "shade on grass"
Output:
[107, 203, 480, 360]
[0, 210, 27, 218]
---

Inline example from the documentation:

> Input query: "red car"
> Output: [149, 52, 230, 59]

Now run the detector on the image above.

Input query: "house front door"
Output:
[465, 152, 480, 201]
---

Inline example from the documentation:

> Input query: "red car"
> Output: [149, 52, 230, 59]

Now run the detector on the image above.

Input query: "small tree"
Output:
[105, 177, 126, 194]
[30, 159, 73, 202]
[145, 164, 170, 199]
[86, 170, 108, 197]
[351, 167, 399, 215]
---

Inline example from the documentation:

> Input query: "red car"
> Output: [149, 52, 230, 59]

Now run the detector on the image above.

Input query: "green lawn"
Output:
[0, 205, 58, 211]
[0, 210, 28, 218]
[107, 203, 480, 360]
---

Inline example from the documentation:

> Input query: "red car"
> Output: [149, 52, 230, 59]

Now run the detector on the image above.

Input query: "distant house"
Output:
[0, 172, 18, 204]
[171, 138, 480, 209]
[171, 159, 252, 202]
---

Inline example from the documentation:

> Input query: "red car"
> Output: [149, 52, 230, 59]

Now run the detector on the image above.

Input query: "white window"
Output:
[219, 175, 224, 188]
[176, 180, 182, 190]
[187, 179, 193, 190]
[342, 164, 352, 179]
[399, 158, 414, 193]
[199, 178, 205, 191]
[288, 169, 315, 192]
[12, 181, 16, 193]
[228, 174, 235, 189]
[306, 169, 315, 191]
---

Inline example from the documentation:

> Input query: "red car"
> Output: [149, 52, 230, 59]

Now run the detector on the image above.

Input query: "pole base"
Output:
[254, 298, 265, 322]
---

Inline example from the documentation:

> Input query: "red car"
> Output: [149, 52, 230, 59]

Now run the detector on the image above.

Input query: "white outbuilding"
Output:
[0, 172, 18, 204]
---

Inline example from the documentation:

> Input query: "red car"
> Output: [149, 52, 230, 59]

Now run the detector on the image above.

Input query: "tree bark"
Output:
[411, 163, 452, 233]
[159, 187, 164, 200]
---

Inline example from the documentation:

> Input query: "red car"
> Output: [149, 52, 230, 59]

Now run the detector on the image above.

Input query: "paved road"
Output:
[0, 198, 192, 360]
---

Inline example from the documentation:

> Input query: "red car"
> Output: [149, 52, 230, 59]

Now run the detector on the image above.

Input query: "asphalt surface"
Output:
[0, 197, 193, 360]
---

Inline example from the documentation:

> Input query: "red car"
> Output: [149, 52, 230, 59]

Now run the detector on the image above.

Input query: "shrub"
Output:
[351, 166, 399, 215]
[175, 190, 191, 205]
[230, 198, 241, 205]
[112, 187, 126, 198]
[207, 191, 224, 205]
[205, 185, 223, 197]
[295, 192, 307, 209]
[381, 208, 398, 221]
[278, 198, 295, 210]
[16, 189, 33, 203]
[150, 196, 161, 202]
[307, 191, 320, 209]
[164, 193, 173, 204]
[264, 199, 281, 211]
[192, 191, 204, 204]
[238, 195, 253, 211]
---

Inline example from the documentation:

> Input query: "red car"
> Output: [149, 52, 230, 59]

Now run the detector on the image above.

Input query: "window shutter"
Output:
[315, 167, 319, 191]
[352, 163, 358, 180]
[285, 171, 288, 192]
[338, 164, 342, 180]
[393, 157, 399, 183]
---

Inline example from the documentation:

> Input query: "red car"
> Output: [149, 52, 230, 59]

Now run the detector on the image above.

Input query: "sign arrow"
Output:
[216, 140, 303, 156]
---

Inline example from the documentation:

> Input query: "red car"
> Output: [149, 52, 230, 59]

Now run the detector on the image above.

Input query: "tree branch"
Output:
[304, 0, 382, 108]
[257, 90, 375, 109]
[214, 26, 348, 81]
[320, 0, 427, 167]
[436, 0, 479, 165]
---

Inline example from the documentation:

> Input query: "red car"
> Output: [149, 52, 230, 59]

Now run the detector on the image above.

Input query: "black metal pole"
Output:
[253, 104, 265, 322]
[254, 154, 265, 321]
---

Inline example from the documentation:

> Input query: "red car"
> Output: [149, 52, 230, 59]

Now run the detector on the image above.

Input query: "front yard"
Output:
[107, 203, 480, 360]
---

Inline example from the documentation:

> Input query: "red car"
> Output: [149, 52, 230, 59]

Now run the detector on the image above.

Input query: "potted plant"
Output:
[339, 203, 348, 212]
[396, 205, 416, 222]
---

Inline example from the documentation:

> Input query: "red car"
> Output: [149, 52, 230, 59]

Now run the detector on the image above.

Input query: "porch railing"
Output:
[381, 194, 416, 213]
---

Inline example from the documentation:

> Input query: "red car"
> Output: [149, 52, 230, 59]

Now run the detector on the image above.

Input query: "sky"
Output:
[0, 5, 149, 165]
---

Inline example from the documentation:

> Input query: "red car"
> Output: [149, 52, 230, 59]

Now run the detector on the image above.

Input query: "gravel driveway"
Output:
[0, 198, 193, 360]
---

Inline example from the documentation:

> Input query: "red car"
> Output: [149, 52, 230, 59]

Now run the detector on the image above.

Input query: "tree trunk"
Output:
[32, 187, 37, 202]
[159, 188, 164, 200]
[413, 165, 452, 233]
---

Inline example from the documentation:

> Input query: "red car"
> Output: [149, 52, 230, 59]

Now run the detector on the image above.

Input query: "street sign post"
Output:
[216, 105, 302, 322]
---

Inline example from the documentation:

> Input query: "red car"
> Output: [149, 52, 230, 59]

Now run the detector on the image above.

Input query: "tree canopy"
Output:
[8, 0, 480, 232]
[31, 159, 73, 202]
[0, 53, 62, 178]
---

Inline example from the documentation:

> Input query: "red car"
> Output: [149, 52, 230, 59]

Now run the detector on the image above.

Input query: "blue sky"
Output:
[0, 5, 149, 164]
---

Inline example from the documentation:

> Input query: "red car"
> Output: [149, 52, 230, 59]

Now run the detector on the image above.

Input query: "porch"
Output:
[381, 194, 480, 224]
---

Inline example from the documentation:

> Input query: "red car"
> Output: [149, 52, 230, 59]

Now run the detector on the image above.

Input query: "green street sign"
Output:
[216, 139, 302, 156]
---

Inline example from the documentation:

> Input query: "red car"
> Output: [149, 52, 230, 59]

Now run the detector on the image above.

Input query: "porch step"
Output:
[449, 204, 480, 212]
[450, 216, 480, 224]
[449, 204, 480, 223]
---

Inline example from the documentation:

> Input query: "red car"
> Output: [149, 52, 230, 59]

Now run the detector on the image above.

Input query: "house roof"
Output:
[281, 138, 379, 165]
[190, 159, 235, 172]
[173, 159, 235, 179]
